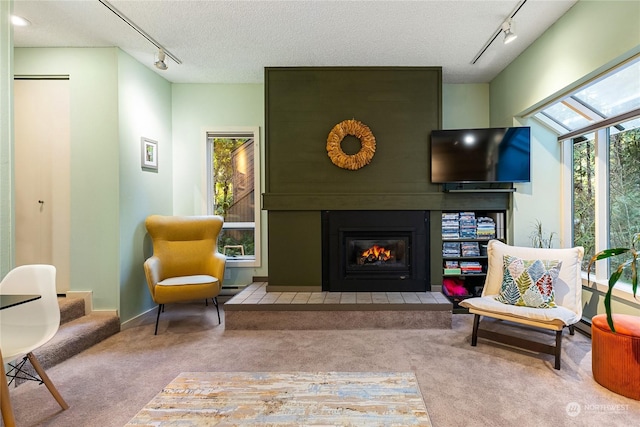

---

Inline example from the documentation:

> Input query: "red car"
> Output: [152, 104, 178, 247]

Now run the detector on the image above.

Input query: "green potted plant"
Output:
[529, 219, 556, 248]
[587, 232, 640, 332]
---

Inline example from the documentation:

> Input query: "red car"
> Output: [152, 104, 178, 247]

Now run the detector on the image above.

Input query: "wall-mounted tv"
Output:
[430, 127, 531, 184]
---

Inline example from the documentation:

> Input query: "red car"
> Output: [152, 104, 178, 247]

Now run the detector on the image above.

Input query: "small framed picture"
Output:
[141, 137, 158, 171]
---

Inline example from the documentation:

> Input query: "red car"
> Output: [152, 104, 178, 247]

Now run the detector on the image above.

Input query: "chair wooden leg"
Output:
[154, 304, 163, 335]
[0, 345, 17, 427]
[569, 324, 575, 335]
[471, 314, 480, 346]
[26, 353, 69, 410]
[554, 330, 562, 370]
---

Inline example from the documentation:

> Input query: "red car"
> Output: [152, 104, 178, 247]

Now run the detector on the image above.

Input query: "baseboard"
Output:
[574, 318, 592, 338]
[252, 276, 268, 282]
[120, 306, 157, 331]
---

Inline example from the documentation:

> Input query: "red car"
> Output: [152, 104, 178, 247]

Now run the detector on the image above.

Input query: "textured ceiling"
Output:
[12, 0, 577, 84]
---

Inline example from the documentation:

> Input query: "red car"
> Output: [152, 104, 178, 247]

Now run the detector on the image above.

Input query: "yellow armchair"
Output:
[144, 215, 226, 334]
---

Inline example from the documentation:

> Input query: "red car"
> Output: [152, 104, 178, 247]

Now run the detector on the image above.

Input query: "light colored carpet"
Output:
[125, 371, 431, 426]
[6, 303, 640, 426]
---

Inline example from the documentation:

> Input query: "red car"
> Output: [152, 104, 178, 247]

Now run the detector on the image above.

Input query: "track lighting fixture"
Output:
[470, 0, 526, 65]
[502, 19, 517, 44]
[11, 15, 31, 26]
[99, 0, 182, 71]
[154, 49, 168, 71]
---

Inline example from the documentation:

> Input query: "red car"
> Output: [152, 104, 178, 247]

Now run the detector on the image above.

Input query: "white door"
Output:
[14, 79, 71, 293]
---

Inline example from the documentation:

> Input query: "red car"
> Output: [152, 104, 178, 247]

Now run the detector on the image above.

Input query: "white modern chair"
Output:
[0, 265, 69, 410]
[459, 240, 584, 370]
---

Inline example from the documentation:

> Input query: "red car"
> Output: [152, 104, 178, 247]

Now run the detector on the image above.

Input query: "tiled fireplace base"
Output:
[224, 283, 452, 330]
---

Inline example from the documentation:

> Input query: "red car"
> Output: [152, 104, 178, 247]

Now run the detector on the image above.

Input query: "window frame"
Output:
[205, 126, 261, 268]
[561, 119, 639, 304]
[531, 56, 640, 304]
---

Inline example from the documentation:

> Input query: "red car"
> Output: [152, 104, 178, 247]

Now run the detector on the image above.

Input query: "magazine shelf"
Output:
[441, 210, 506, 312]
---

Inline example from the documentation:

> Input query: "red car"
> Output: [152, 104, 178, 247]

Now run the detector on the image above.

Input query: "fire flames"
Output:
[361, 245, 391, 262]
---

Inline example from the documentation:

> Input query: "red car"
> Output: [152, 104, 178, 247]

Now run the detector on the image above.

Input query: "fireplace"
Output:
[322, 210, 429, 292]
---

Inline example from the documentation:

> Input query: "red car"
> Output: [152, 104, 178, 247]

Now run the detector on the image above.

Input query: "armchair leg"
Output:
[554, 330, 562, 370]
[471, 314, 480, 346]
[569, 325, 575, 335]
[154, 304, 164, 335]
[214, 297, 220, 324]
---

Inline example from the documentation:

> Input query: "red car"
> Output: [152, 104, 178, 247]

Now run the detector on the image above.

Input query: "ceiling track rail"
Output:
[471, 0, 527, 65]
[98, 0, 182, 65]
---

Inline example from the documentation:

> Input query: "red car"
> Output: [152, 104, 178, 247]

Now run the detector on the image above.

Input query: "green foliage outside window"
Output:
[213, 138, 247, 217]
[574, 126, 640, 276]
[573, 137, 596, 270]
[608, 127, 640, 279]
[212, 137, 255, 256]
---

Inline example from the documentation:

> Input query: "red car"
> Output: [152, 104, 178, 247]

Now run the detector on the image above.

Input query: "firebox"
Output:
[322, 210, 429, 292]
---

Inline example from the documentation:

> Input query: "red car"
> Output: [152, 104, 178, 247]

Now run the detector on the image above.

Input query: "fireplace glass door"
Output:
[345, 234, 410, 278]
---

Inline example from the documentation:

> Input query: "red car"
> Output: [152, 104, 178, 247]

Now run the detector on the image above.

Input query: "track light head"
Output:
[502, 19, 517, 44]
[154, 49, 168, 70]
[11, 15, 31, 26]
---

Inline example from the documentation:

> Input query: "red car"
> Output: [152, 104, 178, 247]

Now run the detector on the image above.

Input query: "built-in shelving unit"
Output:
[441, 210, 506, 313]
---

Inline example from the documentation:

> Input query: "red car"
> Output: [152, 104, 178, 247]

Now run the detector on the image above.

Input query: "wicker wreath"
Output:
[326, 119, 376, 170]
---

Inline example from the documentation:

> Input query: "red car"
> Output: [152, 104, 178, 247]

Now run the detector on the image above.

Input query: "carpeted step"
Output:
[58, 296, 86, 325]
[32, 312, 120, 370]
[10, 312, 121, 386]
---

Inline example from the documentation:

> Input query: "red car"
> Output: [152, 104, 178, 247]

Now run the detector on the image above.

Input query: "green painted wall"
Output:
[265, 67, 442, 196]
[491, 0, 640, 319]
[491, 1, 640, 126]
[442, 84, 489, 129]
[14, 47, 120, 311]
[171, 83, 266, 286]
[263, 67, 510, 288]
[265, 67, 442, 287]
[117, 50, 173, 322]
[11, 48, 174, 322]
[268, 211, 322, 287]
[0, 1, 14, 276]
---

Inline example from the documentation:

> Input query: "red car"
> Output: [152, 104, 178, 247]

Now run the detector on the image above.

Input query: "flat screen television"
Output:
[430, 127, 531, 183]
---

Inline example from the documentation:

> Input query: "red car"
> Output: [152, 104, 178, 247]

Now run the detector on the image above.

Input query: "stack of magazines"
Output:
[461, 241, 480, 257]
[460, 261, 483, 274]
[442, 242, 461, 257]
[442, 212, 460, 239]
[459, 212, 477, 238]
[444, 260, 461, 275]
[477, 217, 496, 239]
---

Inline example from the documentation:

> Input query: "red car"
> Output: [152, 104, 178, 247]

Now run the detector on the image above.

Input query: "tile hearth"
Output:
[224, 283, 452, 330]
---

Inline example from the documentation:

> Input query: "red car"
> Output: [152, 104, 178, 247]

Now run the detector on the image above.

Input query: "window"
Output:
[571, 131, 596, 270]
[608, 120, 640, 279]
[207, 128, 261, 267]
[533, 56, 640, 282]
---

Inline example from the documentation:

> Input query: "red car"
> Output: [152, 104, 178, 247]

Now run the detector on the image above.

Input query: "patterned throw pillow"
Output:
[495, 255, 562, 308]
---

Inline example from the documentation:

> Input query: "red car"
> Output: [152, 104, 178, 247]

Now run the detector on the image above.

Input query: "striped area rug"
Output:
[126, 371, 431, 426]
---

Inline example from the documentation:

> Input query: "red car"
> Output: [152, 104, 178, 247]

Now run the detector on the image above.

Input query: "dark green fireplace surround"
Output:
[263, 67, 509, 291]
